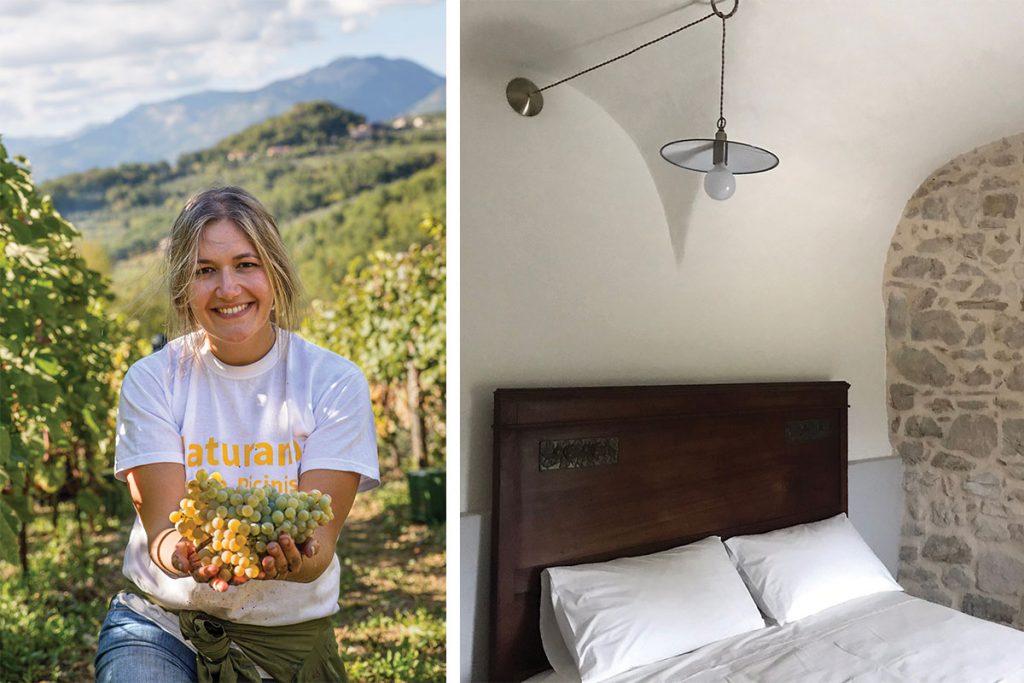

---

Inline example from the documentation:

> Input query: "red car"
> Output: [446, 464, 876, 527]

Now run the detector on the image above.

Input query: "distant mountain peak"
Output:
[7, 55, 445, 182]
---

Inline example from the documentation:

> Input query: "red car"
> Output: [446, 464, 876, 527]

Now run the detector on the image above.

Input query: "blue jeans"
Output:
[94, 593, 199, 682]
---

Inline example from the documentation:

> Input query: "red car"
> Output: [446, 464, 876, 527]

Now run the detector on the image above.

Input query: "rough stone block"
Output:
[931, 500, 956, 526]
[1003, 418, 1024, 456]
[979, 218, 1008, 231]
[989, 247, 1015, 264]
[911, 310, 965, 345]
[930, 398, 954, 412]
[898, 441, 926, 464]
[908, 583, 953, 607]
[914, 288, 938, 310]
[895, 348, 955, 387]
[904, 566, 937, 584]
[983, 193, 1018, 218]
[906, 416, 943, 438]
[1004, 365, 1024, 392]
[967, 325, 987, 346]
[955, 263, 985, 276]
[923, 196, 950, 220]
[982, 501, 1009, 518]
[900, 545, 919, 563]
[981, 176, 1015, 191]
[930, 452, 974, 472]
[918, 236, 955, 253]
[957, 233, 985, 260]
[887, 291, 908, 337]
[956, 299, 1007, 309]
[889, 383, 915, 410]
[954, 191, 979, 229]
[972, 280, 1002, 299]
[942, 566, 972, 591]
[964, 471, 1002, 498]
[994, 315, 1024, 348]
[978, 552, 1024, 595]
[962, 593, 1017, 624]
[893, 256, 947, 280]
[902, 520, 926, 537]
[921, 535, 973, 564]
[943, 414, 998, 458]
[974, 518, 1011, 541]
[907, 496, 927, 522]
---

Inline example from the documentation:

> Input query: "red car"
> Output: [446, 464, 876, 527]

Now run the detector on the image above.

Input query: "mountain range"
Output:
[7, 56, 445, 181]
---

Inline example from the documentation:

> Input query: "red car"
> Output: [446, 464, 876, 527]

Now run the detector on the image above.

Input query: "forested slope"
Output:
[38, 102, 445, 336]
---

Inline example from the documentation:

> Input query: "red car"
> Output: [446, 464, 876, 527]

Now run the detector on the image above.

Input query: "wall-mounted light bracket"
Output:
[504, 0, 778, 200]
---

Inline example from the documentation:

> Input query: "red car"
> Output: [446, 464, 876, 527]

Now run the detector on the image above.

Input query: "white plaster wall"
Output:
[461, 0, 1024, 513]
[461, 67, 669, 511]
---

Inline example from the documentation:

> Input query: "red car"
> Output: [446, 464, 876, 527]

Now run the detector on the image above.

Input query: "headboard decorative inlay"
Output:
[538, 437, 619, 471]
[785, 418, 835, 443]
[490, 381, 850, 682]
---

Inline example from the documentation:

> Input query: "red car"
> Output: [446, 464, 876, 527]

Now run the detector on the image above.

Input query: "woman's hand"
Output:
[168, 538, 240, 592]
[259, 534, 321, 581]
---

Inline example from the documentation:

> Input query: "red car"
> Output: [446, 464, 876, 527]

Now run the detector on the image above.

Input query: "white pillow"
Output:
[544, 536, 765, 683]
[539, 570, 581, 681]
[724, 513, 903, 625]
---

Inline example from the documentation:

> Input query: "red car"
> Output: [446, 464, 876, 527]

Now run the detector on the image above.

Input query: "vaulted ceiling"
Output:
[464, 0, 1024, 247]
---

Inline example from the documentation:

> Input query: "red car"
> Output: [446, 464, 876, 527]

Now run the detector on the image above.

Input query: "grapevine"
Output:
[303, 217, 446, 471]
[0, 137, 142, 571]
[169, 469, 333, 580]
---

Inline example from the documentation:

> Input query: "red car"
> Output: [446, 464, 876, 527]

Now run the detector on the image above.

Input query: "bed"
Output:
[488, 382, 1024, 682]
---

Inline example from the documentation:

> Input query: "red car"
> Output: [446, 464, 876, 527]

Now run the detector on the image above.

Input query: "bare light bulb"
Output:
[704, 163, 735, 200]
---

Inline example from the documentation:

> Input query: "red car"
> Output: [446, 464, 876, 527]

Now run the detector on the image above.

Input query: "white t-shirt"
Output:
[114, 327, 379, 627]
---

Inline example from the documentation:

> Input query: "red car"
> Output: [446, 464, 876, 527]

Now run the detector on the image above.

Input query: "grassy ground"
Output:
[0, 475, 445, 682]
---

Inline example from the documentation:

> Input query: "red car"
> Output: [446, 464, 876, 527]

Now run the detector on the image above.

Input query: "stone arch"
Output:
[885, 134, 1024, 628]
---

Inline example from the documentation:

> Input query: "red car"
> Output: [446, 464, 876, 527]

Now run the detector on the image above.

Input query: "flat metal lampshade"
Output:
[660, 138, 779, 174]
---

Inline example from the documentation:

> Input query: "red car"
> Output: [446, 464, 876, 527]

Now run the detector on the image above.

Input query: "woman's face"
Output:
[189, 219, 275, 365]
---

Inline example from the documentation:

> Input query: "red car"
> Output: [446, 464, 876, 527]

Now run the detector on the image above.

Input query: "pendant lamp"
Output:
[506, 0, 778, 200]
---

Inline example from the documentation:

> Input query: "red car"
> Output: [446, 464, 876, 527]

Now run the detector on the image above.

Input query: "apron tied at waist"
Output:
[179, 610, 347, 683]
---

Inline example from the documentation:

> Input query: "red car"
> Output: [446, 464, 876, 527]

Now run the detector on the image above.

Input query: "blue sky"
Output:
[0, 0, 445, 138]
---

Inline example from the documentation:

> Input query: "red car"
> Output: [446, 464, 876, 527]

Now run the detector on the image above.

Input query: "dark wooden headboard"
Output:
[489, 381, 849, 682]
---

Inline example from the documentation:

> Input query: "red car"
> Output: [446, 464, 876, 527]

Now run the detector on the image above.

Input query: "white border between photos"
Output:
[445, 0, 461, 679]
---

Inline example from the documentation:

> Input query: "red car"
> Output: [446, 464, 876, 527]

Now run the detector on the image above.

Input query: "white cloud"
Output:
[0, 0, 441, 137]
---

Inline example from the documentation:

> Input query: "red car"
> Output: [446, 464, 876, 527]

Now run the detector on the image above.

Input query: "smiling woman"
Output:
[183, 220, 277, 365]
[94, 187, 380, 682]
[164, 189, 303, 366]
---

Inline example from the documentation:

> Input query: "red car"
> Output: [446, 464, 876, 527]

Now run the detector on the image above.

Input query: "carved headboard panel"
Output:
[489, 381, 849, 681]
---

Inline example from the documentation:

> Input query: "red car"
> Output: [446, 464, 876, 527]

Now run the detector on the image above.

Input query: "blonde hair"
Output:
[165, 186, 303, 356]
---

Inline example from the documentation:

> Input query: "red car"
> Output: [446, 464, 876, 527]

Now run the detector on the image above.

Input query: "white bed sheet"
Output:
[525, 591, 1024, 682]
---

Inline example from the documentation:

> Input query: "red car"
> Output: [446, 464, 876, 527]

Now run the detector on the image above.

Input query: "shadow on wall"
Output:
[461, 3, 712, 265]
[885, 132, 1024, 628]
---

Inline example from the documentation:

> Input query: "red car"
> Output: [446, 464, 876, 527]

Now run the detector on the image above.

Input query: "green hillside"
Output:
[39, 102, 445, 337]
[179, 101, 367, 166]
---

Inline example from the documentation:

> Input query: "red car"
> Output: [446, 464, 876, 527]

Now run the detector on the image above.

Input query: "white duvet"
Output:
[526, 592, 1024, 682]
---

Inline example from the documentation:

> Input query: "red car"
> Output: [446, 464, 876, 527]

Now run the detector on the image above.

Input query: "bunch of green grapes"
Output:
[168, 469, 334, 581]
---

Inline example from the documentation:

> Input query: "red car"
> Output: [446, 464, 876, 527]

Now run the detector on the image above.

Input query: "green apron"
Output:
[179, 610, 347, 683]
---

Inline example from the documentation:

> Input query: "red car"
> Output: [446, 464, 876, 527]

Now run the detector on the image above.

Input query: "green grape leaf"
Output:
[0, 429, 10, 465]
[34, 355, 62, 376]
[76, 489, 103, 517]
[0, 500, 19, 564]
[81, 408, 100, 436]
[5, 493, 30, 526]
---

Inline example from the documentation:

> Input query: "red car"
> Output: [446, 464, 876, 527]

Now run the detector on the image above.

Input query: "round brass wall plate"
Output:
[506, 78, 544, 116]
